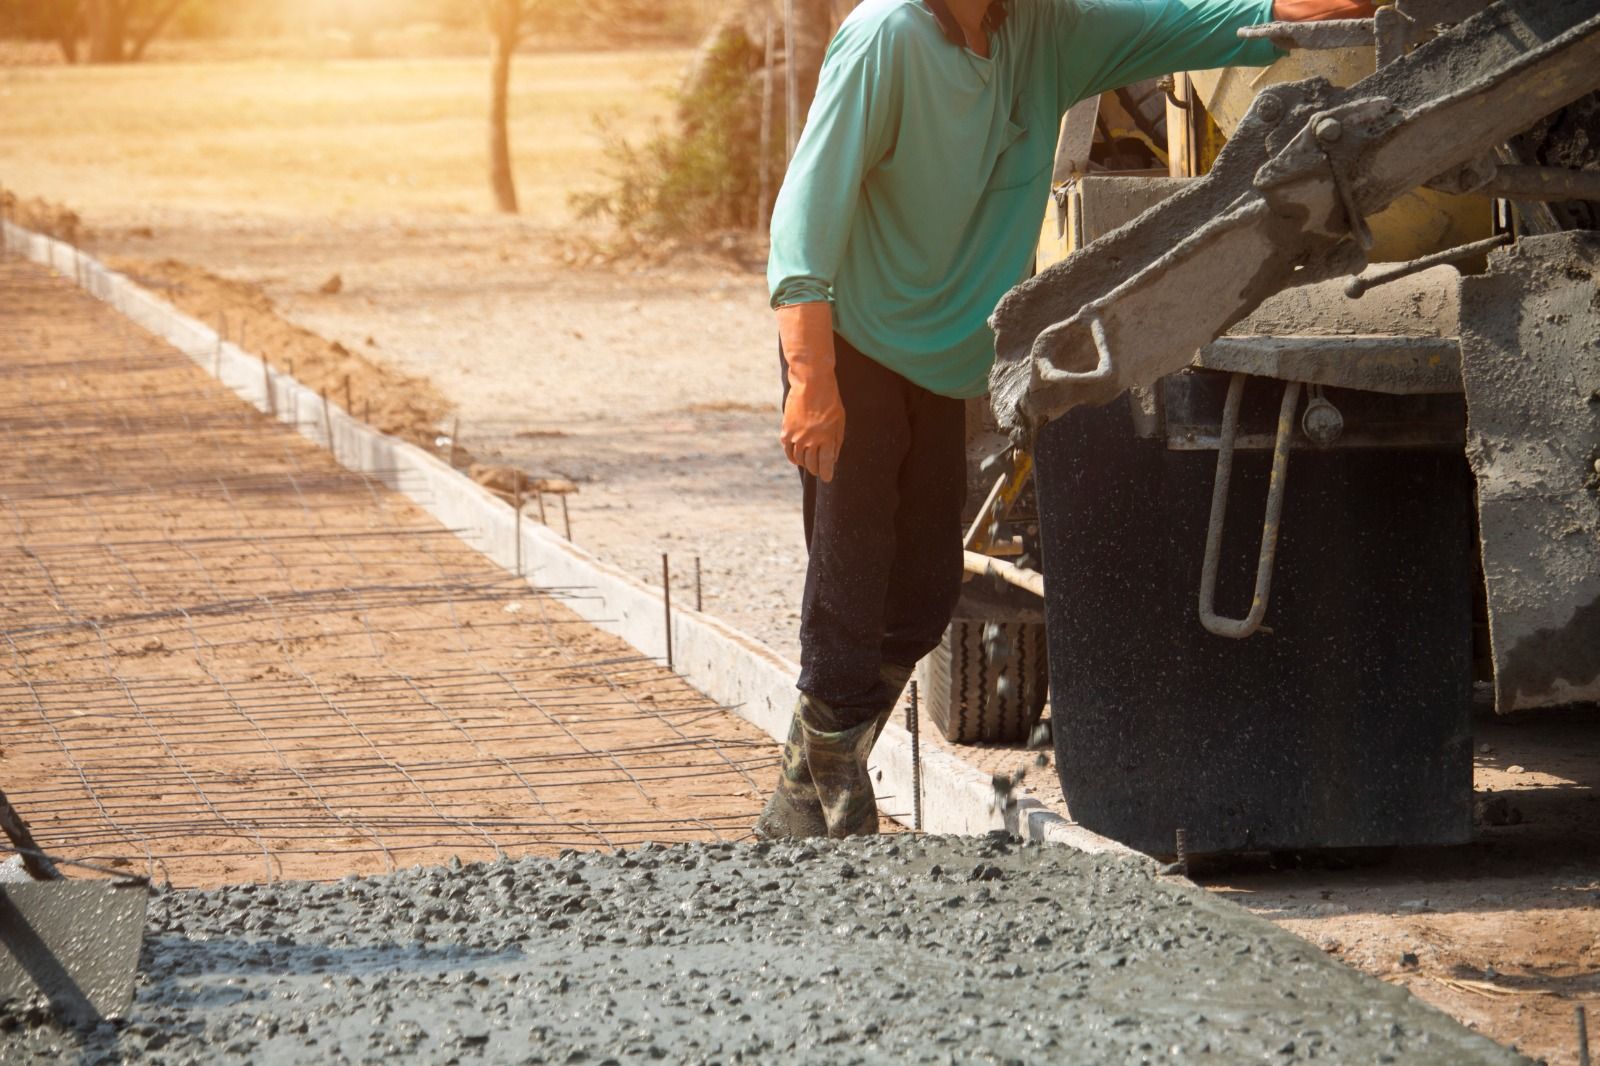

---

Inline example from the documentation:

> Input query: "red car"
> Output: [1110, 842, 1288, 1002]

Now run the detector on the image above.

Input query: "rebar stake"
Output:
[260, 352, 274, 416]
[536, 488, 547, 526]
[694, 556, 703, 612]
[214, 309, 225, 377]
[513, 472, 524, 578]
[343, 373, 352, 416]
[1175, 828, 1190, 877]
[448, 416, 460, 470]
[908, 680, 923, 832]
[662, 553, 674, 670]
[1578, 1005, 1591, 1066]
[320, 387, 334, 456]
[560, 493, 571, 540]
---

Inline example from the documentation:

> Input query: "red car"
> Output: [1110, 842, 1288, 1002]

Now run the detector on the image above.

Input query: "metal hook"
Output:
[1198, 375, 1302, 639]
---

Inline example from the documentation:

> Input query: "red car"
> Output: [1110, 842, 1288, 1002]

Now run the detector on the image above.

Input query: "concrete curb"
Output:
[1, 220, 1141, 862]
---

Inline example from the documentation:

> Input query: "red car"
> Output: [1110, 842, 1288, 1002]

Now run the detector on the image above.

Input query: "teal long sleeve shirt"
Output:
[767, 0, 1282, 399]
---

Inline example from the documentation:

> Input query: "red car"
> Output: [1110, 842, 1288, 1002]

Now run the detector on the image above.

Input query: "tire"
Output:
[920, 620, 1048, 744]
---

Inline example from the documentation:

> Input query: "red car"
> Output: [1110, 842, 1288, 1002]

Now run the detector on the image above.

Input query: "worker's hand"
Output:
[1270, 0, 1377, 20]
[777, 302, 846, 483]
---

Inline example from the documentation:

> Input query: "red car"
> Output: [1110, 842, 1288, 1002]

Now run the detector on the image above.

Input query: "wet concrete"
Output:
[1, 835, 1525, 1064]
[1460, 233, 1600, 710]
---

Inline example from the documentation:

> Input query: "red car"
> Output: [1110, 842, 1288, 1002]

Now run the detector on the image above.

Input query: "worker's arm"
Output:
[1055, 0, 1375, 107]
[767, 23, 901, 482]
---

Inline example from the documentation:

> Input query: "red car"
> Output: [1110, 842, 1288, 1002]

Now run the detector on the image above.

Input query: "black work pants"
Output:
[781, 333, 967, 722]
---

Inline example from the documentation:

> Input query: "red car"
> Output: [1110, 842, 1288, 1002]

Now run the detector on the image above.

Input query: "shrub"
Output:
[572, 26, 784, 256]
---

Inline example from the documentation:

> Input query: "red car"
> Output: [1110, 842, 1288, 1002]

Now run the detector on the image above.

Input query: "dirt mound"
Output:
[104, 255, 452, 452]
[468, 463, 577, 499]
[0, 189, 86, 245]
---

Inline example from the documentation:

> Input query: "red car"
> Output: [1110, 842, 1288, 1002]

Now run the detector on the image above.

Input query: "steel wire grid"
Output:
[0, 256, 774, 887]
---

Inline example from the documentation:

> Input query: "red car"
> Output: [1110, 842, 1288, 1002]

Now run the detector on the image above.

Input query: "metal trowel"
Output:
[0, 786, 148, 1028]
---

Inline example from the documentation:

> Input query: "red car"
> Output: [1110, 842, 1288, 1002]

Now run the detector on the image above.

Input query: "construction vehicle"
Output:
[931, 0, 1599, 856]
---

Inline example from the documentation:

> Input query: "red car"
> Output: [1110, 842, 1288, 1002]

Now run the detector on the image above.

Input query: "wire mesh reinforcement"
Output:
[0, 256, 775, 888]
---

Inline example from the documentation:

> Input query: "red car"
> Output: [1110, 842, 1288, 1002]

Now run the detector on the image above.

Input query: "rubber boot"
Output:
[752, 709, 828, 839]
[799, 697, 880, 837]
[752, 663, 914, 840]
[802, 662, 916, 838]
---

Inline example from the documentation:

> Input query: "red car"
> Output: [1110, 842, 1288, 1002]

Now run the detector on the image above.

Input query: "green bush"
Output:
[572, 28, 785, 252]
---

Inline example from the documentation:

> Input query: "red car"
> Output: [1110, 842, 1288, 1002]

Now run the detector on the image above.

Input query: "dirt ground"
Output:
[0, 47, 796, 651]
[83, 214, 801, 658]
[3, 48, 1596, 1063]
[1206, 704, 1600, 1066]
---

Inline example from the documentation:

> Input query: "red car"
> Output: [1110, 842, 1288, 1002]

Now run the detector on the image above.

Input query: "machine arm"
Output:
[988, 0, 1600, 440]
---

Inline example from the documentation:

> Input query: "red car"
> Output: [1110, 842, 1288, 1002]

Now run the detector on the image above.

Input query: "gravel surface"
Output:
[3, 835, 1523, 1065]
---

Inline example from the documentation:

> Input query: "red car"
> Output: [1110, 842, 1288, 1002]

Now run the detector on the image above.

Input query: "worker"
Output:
[757, 0, 1374, 839]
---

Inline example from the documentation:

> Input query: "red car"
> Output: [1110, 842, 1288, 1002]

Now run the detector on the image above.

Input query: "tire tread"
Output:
[922, 620, 1047, 744]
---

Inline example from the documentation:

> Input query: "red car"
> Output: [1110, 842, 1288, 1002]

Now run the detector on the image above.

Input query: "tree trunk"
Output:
[85, 0, 128, 63]
[52, 0, 84, 64]
[130, 0, 186, 62]
[488, 31, 518, 214]
[74, 0, 186, 64]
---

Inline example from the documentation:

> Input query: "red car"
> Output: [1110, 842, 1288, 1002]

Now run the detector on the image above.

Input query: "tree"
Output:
[45, 0, 190, 63]
[573, 0, 866, 247]
[682, 0, 860, 156]
[18, 0, 86, 62]
[482, 0, 529, 213]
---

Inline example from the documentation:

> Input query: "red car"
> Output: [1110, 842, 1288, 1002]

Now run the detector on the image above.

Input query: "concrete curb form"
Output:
[1, 221, 1141, 862]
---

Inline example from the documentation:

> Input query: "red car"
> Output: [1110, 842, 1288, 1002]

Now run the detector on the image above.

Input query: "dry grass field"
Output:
[0, 49, 685, 223]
